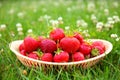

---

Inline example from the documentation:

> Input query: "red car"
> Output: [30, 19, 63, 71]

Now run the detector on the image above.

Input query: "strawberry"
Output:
[91, 46, 105, 56]
[72, 52, 85, 61]
[19, 43, 25, 51]
[28, 52, 39, 60]
[20, 50, 26, 56]
[24, 36, 39, 53]
[79, 43, 92, 55]
[53, 51, 69, 62]
[50, 28, 65, 41]
[60, 37, 80, 53]
[39, 39, 57, 53]
[41, 53, 53, 62]
[73, 33, 84, 43]
[92, 41, 105, 50]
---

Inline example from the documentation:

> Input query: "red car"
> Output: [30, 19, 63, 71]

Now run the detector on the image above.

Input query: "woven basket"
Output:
[9, 39, 113, 69]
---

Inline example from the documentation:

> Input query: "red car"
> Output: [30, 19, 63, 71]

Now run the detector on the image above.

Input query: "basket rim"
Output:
[9, 39, 113, 66]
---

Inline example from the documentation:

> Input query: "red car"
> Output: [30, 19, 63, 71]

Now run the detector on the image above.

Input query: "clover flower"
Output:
[50, 20, 59, 27]
[17, 27, 23, 32]
[65, 26, 70, 30]
[0, 24, 6, 31]
[96, 22, 104, 31]
[113, 2, 119, 8]
[91, 14, 97, 23]
[115, 37, 120, 41]
[44, 15, 51, 20]
[76, 20, 88, 27]
[16, 23, 24, 35]
[82, 30, 90, 37]
[113, 16, 120, 23]
[17, 12, 25, 18]
[110, 34, 118, 38]
[8, 9, 15, 14]
[0, 33, 2, 37]
[16, 23, 22, 28]
[104, 9, 109, 15]
[87, 2, 95, 12]
[58, 16, 63, 24]
[27, 29, 33, 33]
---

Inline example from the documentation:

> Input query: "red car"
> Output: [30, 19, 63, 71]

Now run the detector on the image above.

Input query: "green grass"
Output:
[0, 0, 120, 80]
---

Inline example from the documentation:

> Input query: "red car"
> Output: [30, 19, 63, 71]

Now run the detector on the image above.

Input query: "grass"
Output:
[0, 0, 120, 80]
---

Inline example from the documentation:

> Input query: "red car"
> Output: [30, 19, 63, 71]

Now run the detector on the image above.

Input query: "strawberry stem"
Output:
[91, 48, 99, 56]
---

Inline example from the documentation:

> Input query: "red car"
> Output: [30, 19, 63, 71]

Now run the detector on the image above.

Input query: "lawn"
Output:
[0, 0, 120, 80]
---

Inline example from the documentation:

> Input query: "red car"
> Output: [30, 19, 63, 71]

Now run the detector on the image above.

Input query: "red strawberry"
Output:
[39, 39, 57, 53]
[53, 51, 69, 62]
[72, 52, 85, 61]
[41, 53, 53, 62]
[20, 50, 26, 56]
[50, 28, 65, 41]
[28, 52, 39, 60]
[91, 46, 105, 56]
[74, 33, 84, 43]
[60, 37, 80, 53]
[19, 43, 25, 51]
[24, 37, 39, 53]
[92, 41, 105, 50]
[79, 43, 91, 55]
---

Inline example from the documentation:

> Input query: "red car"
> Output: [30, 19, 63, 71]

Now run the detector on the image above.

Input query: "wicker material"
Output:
[9, 39, 113, 69]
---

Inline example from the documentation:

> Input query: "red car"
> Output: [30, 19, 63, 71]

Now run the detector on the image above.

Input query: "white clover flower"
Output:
[104, 23, 111, 28]
[76, 20, 87, 27]
[96, 22, 103, 28]
[116, 37, 120, 41]
[96, 22, 104, 31]
[50, 20, 59, 27]
[0, 24, 6, 30]
[87, 2, 95, 12]
[0, 33, 2, 37]
[58, 17, 63, 21]
[17, 27, 23, 32]
[11, 32, 15, 37]
[16, 23, 22, 27]
[27, 29, 33, 33]
[104, 9, 109, 15]
[83, 30, 88, 34]
[108, 20, 115, 25]
[107, 17, 113, 21]
[82, 22, 88, 27]
[113, 2, 118, 8]
[18, 31, 24, 35]
[76, 20, 81, 27]
[0, 48, 4, 53]
[8, 9, 15, 14]
[65, 26, 70, 30]
[44, 15, 51, 20]
[91, 14, 97, 21]
[113, 16, 120, 23]
[49, 20, 54, 23]
[17, 12, 24, 18]
[110, 34, 118, 38]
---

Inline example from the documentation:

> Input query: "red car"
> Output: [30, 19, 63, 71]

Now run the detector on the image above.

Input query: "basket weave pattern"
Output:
[10, 39, 112, 69]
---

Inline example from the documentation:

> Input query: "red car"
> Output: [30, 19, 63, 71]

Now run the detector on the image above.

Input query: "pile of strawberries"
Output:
[19, 28, 105, 62]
